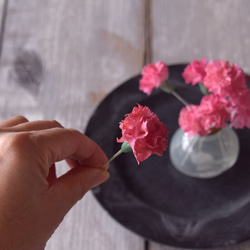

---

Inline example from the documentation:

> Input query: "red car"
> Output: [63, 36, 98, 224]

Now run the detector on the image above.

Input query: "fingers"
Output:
[45, 166, 109, 224]
[0, 119, 108, 175]
[66, 157, 109, 171]
[0, 120, 63, 137]
[0, 116, 28, 128]
[0, 117, 111, 225]
[32, 128, 108, 169]
[0, 117, 63, 133]
[11, 120, 63, 132]
[46, 165, 110, 234]
[46, 164, 57, 184]
[66, 158, 80, 169]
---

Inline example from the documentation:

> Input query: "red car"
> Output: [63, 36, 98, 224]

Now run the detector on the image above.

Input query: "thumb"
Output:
[47, 166, 109, 215]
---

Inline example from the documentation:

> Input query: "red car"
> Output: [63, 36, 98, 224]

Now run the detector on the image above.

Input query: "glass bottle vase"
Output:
[169, 126, 240, 178]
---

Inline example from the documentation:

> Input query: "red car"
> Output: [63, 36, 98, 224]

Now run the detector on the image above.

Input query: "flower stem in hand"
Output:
[160, 81, 189, 106]
[101, 141, 132, 168]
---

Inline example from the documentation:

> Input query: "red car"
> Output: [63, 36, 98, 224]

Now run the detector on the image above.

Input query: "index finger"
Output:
[0, 116, 28, 128]
[31, 128, 108, 170]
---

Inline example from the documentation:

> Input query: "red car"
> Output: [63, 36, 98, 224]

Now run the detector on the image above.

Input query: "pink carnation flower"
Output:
[117, 104, 168, 164]
[203, 60, 231, 96]
[229, 91, 250, 129]
[182, 58, 207, 85]
[227, 63, 248, 98]
[179, 105, 203, 136]
[179, 95, 230, 136]
[198, 94, 230, 133]
[139, 61, 169, 95]
[203, 60, 247, 97]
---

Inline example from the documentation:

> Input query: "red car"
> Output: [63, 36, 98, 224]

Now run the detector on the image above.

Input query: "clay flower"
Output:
[117, 104, 169, 163]
[178, 104, 203, 136]
[101, 105, 168, 168]
[179, 95, 230, 136]
[139, 58, 250, 137]
[198, 95, 230, 132]
[140, 61, 189, 106]
[203, 60, 247, 98]
[229, 91, 250, 129]
[139, 61, 169, 95]
[182, 58, 207, 85]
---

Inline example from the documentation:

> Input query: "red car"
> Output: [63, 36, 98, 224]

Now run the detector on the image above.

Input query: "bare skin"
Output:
[0, 116, 110, 250]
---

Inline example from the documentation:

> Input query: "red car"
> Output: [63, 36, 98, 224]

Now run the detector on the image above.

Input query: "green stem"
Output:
[100, 149, 123, 169]
[160, 81, 189, 106]
[100, 141, 132, 168]
[172, 90, 189, 106]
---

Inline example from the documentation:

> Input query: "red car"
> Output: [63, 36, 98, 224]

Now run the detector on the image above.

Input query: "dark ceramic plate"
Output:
[85, 64, 250, 249]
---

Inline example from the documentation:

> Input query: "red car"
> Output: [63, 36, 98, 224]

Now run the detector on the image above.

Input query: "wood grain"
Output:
[0, 0, 145, 249]
[151, 0, 250, 72]
[0, 0, 7, 59]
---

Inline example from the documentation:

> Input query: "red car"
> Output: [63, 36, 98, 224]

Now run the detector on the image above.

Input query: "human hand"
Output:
[0, 116, 109, 250]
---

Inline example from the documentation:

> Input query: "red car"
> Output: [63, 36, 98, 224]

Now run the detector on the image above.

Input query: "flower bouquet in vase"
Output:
[137, 59, 250, 178]
[103, 59, 250, 179]
[85, 59, 250, 248]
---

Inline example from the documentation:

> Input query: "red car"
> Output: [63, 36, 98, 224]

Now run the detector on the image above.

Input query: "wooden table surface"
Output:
[0, 0, 250, 249]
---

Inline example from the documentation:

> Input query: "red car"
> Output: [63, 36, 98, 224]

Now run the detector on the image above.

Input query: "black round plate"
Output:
[85, 64, 250, 248]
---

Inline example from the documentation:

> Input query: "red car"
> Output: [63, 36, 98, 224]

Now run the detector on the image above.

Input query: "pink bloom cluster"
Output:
[179, 95, 230, 136]
[117, 105, 168, 163]
[138, 59, 250, 136]
[180, 58, 250, 135]
[182, 58, 207, 86]
[204, 60, 247, 97]
[139, 61, 169, 95]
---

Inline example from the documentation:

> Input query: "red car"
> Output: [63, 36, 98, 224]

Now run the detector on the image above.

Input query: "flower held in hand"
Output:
[117, 105, 168, 163]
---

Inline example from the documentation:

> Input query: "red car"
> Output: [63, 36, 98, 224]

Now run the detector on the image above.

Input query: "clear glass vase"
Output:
[169, 126, 240, 178]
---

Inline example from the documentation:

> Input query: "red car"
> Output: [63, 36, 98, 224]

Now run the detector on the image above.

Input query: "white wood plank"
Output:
[0, 0, 146, 249]
[152, 0, 250, 72]
[0, 0, 4, 19]
[151, 0, 250, 250]
[0, 0, 6, 59]
[0, 0, 145, 129]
